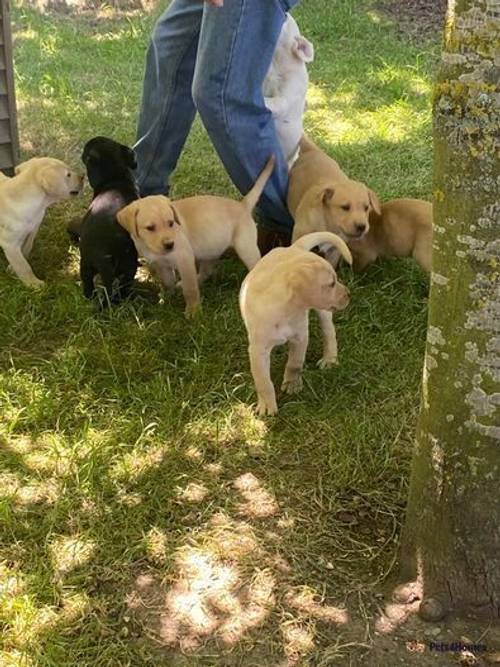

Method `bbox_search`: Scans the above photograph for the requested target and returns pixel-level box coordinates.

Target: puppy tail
[293,232,353,265]
[242,156,276,211]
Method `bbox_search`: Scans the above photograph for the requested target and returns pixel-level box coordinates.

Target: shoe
[257,225,292,255]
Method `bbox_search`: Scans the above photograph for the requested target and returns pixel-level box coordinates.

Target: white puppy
[263,14,314,167]
[0,158,83,287]
[240,232,352,416]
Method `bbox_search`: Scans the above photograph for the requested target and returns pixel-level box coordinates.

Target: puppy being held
[288,137,381,262]
[69,136,139,304]
[349,198,433,273]
[0,157,83,287]
[117,157,274,316]
[263,14,314,167]
[240,231,352,416]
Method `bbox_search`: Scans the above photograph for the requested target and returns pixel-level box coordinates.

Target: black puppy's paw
[67,217,84,245]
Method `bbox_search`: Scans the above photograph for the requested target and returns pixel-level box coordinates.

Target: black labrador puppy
[69,136,139,304]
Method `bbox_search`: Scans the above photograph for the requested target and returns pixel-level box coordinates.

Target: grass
[1,1,438,665]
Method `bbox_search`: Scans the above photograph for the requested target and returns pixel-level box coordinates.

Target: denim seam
[138,28,200,189]
[220,0,246,137]
[274,0,288,17]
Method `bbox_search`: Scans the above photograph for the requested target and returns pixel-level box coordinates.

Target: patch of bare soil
[379,0,447,42]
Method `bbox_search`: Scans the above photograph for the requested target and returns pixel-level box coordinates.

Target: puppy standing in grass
[68,137,140,304]
[240,232,352,416]
[0,158,83,287]
[117,156,274,316]
[263,14,314,167]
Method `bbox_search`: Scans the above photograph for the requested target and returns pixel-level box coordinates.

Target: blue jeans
[135,0,300,230]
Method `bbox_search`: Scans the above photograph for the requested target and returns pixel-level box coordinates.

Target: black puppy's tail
[67,217,83,245]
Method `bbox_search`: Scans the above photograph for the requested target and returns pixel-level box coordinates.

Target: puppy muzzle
[70,175,85,196]
[348,223,368,239]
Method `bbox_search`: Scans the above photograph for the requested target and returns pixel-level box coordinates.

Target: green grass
[1,1,438,665]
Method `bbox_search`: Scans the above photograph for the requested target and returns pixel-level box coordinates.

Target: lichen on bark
[401,0,500,617]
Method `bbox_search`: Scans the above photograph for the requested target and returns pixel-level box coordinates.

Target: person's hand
[205,0,224,6]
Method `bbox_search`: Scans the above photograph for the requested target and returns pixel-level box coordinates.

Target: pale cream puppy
[288,136,381,247]
[240,231,352,416]
[117,157,274,316]
[349,198,433,273]
[0,157,83,287]
[263,14,314,167]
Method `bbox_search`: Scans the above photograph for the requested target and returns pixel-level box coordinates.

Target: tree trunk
[400,0,500,618]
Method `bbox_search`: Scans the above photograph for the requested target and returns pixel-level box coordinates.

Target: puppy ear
[322,187,334,205]
[368,189,381,216]
[15,159,34,175]
[121,145,137,169]
[82,147,100,165]
[288,263,318,303]
[171,204,181,225]
[292,186,329,242]
[117,201,140,237]
[292,36,314,63]
[35,166,60,196]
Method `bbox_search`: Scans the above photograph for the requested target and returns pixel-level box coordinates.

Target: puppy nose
[163,241,174,251]
[355,223,366,233]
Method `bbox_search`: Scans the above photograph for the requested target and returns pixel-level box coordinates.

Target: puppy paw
[185,302,201,318]
[281,376,303,394]
[317,356,337,369]
[26,278,46,289]
[256,399,278,416]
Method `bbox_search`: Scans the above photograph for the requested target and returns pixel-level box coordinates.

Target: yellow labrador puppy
[349,198,433,273]
[117,157,274,316]
[240,231,352,416]
[0,158,83,287]
[288,136,381,247]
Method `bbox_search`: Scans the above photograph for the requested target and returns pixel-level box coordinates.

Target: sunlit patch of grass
[183,403,269,453]
[176,481,209,503]
[233,472,280,519]
[281,620,316,664]
[110,441,168,484]
[284,586,349,625]
[306,83,431,148]
[143,527,169,566]
[203,512,259,560]
[50,534,97,576]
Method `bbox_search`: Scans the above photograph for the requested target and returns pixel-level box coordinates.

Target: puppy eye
[145,224,156,232]
[330,280,336,287]
[341,204,350,211]
[364,204,369,211]
[169,220,174,228]
[66,172,71,178]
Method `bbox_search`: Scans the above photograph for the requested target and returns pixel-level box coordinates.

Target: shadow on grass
[0,250,428,664]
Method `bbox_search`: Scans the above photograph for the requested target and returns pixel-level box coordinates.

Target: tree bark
[400,0,500,618]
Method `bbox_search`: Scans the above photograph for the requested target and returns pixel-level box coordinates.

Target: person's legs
[135,0,203,196]
[192,0,301,236]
